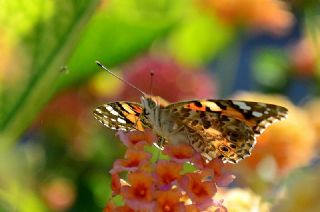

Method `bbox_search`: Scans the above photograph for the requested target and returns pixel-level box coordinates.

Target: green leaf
[1,0,101,147]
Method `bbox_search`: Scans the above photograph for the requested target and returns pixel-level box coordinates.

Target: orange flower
[185,204,201,212]
[154,189,184,212]
[104,201,116,212]
[105,131,232,211]
[111,173,121,196]
[180,172,217,209]
[231,92,317,178]
[111,149,152,173]
[117,130,156,149]
[163,144,196,163]
[200,0,294,35]
[104,202,135,212]
[121,172,155,211]
[155,160,183,187]
[203,159,235,187]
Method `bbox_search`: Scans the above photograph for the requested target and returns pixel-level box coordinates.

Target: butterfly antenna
[95,61,146,96]
[149,70,154,96]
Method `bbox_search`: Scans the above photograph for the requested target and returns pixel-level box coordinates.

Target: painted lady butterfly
[93,62,288,163]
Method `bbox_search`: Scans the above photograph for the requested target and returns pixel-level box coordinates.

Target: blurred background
[0,0,320,211]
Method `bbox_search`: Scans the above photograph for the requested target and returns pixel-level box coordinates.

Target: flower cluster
[104,130,234,211]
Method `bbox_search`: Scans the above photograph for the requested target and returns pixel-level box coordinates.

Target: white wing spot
[204,102,222,111]
[252,111,263,117]
[95,108,102,113]
[110,109,119,116]
[105,105,114,112]
[233,101,251,110]
[117,118,126,124]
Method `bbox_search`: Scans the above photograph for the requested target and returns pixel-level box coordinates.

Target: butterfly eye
[148,100,156,108]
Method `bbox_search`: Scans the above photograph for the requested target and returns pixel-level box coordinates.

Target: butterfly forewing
[93,102,146,131]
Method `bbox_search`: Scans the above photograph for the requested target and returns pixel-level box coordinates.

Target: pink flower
[110,173,121,196]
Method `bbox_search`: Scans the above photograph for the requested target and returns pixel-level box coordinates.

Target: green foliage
[0,0,178,147]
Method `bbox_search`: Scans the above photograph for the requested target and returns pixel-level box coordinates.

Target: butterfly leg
[155,136,166,162]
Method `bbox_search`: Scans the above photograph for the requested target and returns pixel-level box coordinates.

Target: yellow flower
[272,164,320,212]
[304,98,320,149]
[214,188,270,212]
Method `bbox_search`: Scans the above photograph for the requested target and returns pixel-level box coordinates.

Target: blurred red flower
[289,35,319,77]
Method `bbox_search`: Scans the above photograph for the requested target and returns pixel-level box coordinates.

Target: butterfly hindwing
[165,100,288,163]
[93,102,145,131]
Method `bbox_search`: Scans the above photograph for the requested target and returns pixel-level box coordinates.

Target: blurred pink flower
[289,35,319,77]
[40,178,76,211]
[117,54,216,102]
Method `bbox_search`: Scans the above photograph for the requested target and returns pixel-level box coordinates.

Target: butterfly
[93,62,288,163]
